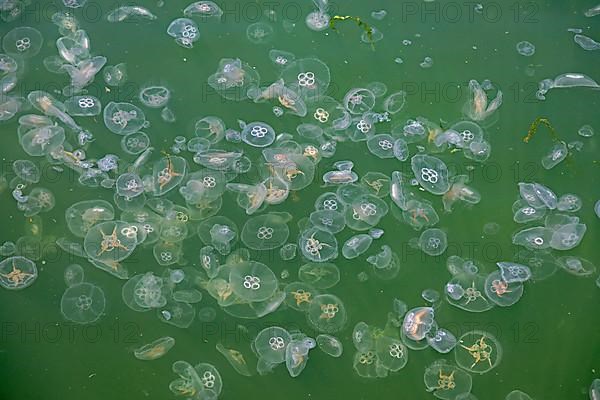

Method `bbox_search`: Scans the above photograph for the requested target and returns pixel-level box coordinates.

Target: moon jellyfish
[299,227,338,262]
[241,213,290,250]
[107,6,156,22]
[134,337,175,360]
[167,18,200,48]
[513,200,545,223]
[505,390,534,400]
[60,282,105,324]
[0,256,37,290]
[139,85,170,108]
[184,1,223,20]
[375,335,409,372]
[171,361,222,399]
[317,334,343,357]
[516,41,535,56]
[240,121,276,147]
[346,194,388,230]
[550,223,586,250]
[121,131,150,155]
[343,88,376,115]
[306,10,330,31]
[427,328,458,354]
[455,330,502,374]
[367,134,396,159]
[446,273,494,312]
[2,27,43,58]
[537,72,600,100]
[229,261,278,302]
[556,193,582,212]
[411,154,450,195]
[574,34,600,51]
[158,300,195,328]
[484,271,523,307]
[152,155,187,195]
[0,241,16,256]
[541,141,568,169]
[269,49,296,68]
[208,58,260,102]
[418,228,448,256]
[309,210,345,234]
[424,360,473,400]
[64,263,84,287]
[64,95,101,116]
[216,343,252,376]
[464,79,502,122]
[254,326,291,364]
[383,91,407,114]
[283,282,319,312]
[556,256,596,277]
[443,175,481,212]
[103,102,146,135]
[246,22,274,44]
[20,125,65,156]
[13,160,40,184]
[342,234,373,259]
[512,226,553,250]
[280,58,330,100]
[590,379,600,399]
[497,262,531,283]
[353,350,381,378]
[578,124,594,137]
[65,200,114,238]
[420,56,434,68]
[285,338,312,377]
[84,221,137,264]
[307,294,347,333]
[402,307,435,341]
[298,262,340,289]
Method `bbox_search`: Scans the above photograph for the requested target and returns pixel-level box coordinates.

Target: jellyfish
[2,26,43,58]
[307,294,347,333]
[60,282,105,324]
[241,213,290,250]
[229,261,278,302]
[375,335,409,372]
[556,193,582,212]
[322,160,358,184]
[497,262,531,283]
[280,58,330,100]
[442,175,481,212]
[513,200,545,223]
[65,200,115,238]
[240,121,276,147]
[121,131,151,155]
[64,264,84,287]
[516,41,536,56]
[342,234,373,259]
[411,154,450,195]
[316,334,343,358]
[107,6,157,22]
[269,49,296,68]
[56,29,90,64]
[0,241,16,256]
[20,125,66,156]
[424,360,473,400]
[366,134,397,159]
[194,116,225,144]
[590,379,600,399]
[158,300,196,328]
[0,256,37,290]
[84,221,137,264]
[184,1,223,20]
[426,328,458,354]
[216,343,252,376]
[556,256,596,277]
[254,326,291,365]
[512,226,553,250]
[550,223,586,250]
[61,56,107,95]
[64,95,101,117]
[103,102,146,135]
[134,337,175,360]
[246,22,274,44]
[483,271,524,307]
[298,262,340,289]
[208,58,260,101]
[402,307,435,341]
[446,273,494,313]
[418,228,448,256]
[346,194,388,231]
[283,281,319,312]
[167,18,200,48]
[541,141,568,169]
[139,85,170,108]
[12,160,40,184]
[299,227,338,262]
[152,155,187,196]
[0,95,25,121]
[464,79,503,122]
[455,330,502,374]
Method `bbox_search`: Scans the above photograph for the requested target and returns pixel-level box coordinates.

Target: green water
[1,0,599,399]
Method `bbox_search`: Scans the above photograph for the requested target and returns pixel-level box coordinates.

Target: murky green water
[1,0,599,399]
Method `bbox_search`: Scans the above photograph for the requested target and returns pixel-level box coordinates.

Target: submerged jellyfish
[317,334,343,357]
[556,256,596,276]
[402,307,435,341]
[65,200,114,238]
[134,337,175,360]
[280,58,330,100]
[443,175,481,212]
[65,95,101,117]
[216,343,252,376]
[241,213,290,250]
[455,330,502,374]
[484,271,523,307]
[299,227,338,262]
[505,390,534,400]
[342,234,373,259]
[2,27,43,58]
[60,282,105,324]
[107,6,156,22]
[139,85,170,108]
[84,221,137,264]
[167,18,200,48]
[417,228,448,256]
[254,326,291,364]
[411,154,450,195]
[184,1,223,20]
[516,41,535,56]
[64,264,85,287]
[550,223,586,250]
[241,121,276,147]
[298,262,340,289]
[0,256,37,290]
[464,79,503,122]
[343,88,376,115]
[285,339,311,377]
[307,294,347,333]
[229,261,278,302]
[541,141,568,169]
[446,273,494,313]
[13,160,40,184]
[208,58,260,102]
[246,22,274,44]
[424,360,473,400]
[103,102,146,135]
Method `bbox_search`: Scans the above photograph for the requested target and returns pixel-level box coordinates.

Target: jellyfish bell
[229,261,278,302]
[497,262,531,283]
[254,326,292,364]
[556,256,596,277]
[60,282,105,324]
[64,95,101,117]
[84,220,137,264]
[418,228,448,256]
[298,262,340,289]
[512,226,553,250]
[375,335,409,372]
[167,18,200,48]
[241,213,290,250]
[411,154,450,195]
[139,85,170,108]
[2,26,43,58]
[246,22,274,44]
[280,58,330,101]
[103,102,146,135]
[307,294,347,333]
[241,121,276,147]
[484,271,524,307]
[208,58,260,102]
[0,256,37,290]
[463,79,503,123]
[184,1,223,20]
[446,273,494,313]
[402,307,435,341]
[424,359,473,400]
[134,336,175,361]
[455,330,502,374]
[299,227,338,262]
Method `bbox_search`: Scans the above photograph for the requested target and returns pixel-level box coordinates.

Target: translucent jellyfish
[305,95,351,131]
[298,262,340,289]
[513,249,557,281]
[512,226,553,250]
[418,228,448,256]
[411,154,450,195]
[516,41,535,56]
[556,193,582,212]
[556,256,596,277]
[307,294,347,333]
[246,22,274,44]
[134,337,175,360]
[286,339,311,377]
[392,118,427,143]
[167,18,200,48]
[353,350,380,378]
[60,56,107,95]
[342,234,373,259]
[64,264,84,287]
[269,49,296,68]
[464,79,503,122]
[280,58,330,100]
[103,63,127,87]
[193,115,225,144]
[443,175,481,212]
[254,326,291,364]
[20,125,65,156]
[366,81,388,98]
[550,223,586,250]
[366,134,396,159]
[402,307,435,341]
[537,73,600,100]
[424,360,473,400]
[65,200,114,238]
[305,10,330,31]
[346,194,388,230]
[216,343,252,376]
[103,102,146,135]
[541,141,568,169]
[229,261,277,302]
[578,124,594,137]
[513,200,545,223]
[84,221,137,264]
[2,27,43,58]
[0,241,16,256]
[317,334,343,357]
[590,378,600,399]
[427,328,458,354]
[483,271,523,307]
[574,34,600,51]
[0,256,37,290]
[497,262,531,283]
[360,172,390,198]
[184,1,223,20]
[505,390,533,400]
[309,210,345,234]
[241,121,275,147]
[208,58,260,102]
[121,131,150,155]
[449,120,484,149]
[107,6,157,22]
[283,281,318,311]
[383,90,407,114]
[322,160,358,184]
[420,56,434,68]
[343,88,376,115]
[12,160,40,184]
[64,95,101,116]
[116,173,144,199]
[62,0,88,8]
[139,85,170,108]
[129,272,167,309]
[455,330,502,374]
[446,274,494,312]
[376,335,409,372]
[158,300,195,328]
[60,282,105,324]
[299,227,338,262]
[0,95,25,121]
[241,213,290,250]
[280,243,297,260]
[153,155,187,195]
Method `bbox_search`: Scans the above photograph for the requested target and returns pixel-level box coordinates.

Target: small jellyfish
[317,334,343,357]
[229,261,278,302]
[139,85,170,108]
[60,282,105,324]
[550,223,586,250]
[455,330,502,374]
[541,141,568,169]
[342,234,373,259]
[516,41,536,56]
[556,256,596,277]
[402,307,435,341]
[497,262,531,283]
[269,49,296,68]
[13,160,40,184]
[411,154,450,195]
[208,58,260,102]
[286,339,310,377]
[298,262,340,289]
[2,27,43,58]
[64,264,85,287]
[464,79,502,122]
[134,337,175,360]
[484,271,523,307]
[375,335,408,372]
[383,91,407,114]
[107,6,156,22]
[305,10,330,31]
[505,390,534,400]
[443,175,481,212]
[424,360,473,400]
[307,294,347,333]
[184,1,223,20]
[157,300,195,328]
[418,228,448,256]
[557,193,582,212]
[578,124,594,137]
[216,343,252,376]
[512,226,553,250]
[246,22,274,44]
[420,56,434,68]
[280,243,297,260]
[167,18,200,48]
[64,95,102,117]
[241,121,276,147]
[299,227,338,262]
[0,256,37,290]
[427,328,457,354]
[241,213,290,250]
[103,63,127,87]
[280,57,330,100]
[84,220,137,264]
[254,326,291,364]
[103,102,146,135]
[343,88,376,115]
